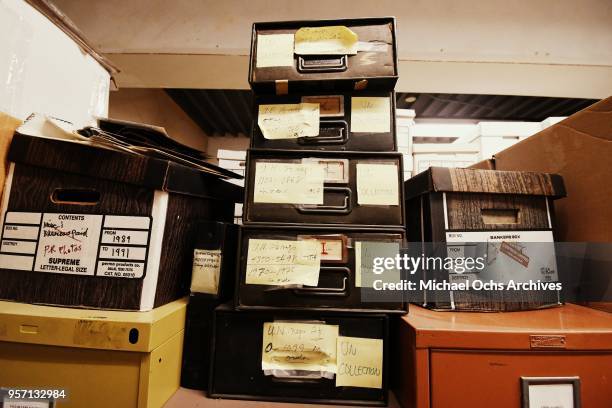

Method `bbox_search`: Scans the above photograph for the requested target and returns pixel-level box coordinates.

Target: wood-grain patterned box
[404,167,566,311]
[0,133,242,311]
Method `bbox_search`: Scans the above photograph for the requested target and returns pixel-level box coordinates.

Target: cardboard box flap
[0,297,187,352]
[404,167,566,200]
[8,133,243,201]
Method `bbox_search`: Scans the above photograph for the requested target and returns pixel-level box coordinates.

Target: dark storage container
[236,225,406,313]
[209,304,389,406]
[249,18,398,95]
[244,150,404,228]
[251,91,396,152]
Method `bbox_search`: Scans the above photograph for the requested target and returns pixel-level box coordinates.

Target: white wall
[0,0,110,127]
[109,88,208,151]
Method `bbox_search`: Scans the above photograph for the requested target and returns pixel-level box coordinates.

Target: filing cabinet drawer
[244,150,404,228]
[252,92,396,152]
[430,350,612,408]
[250,18,398,94]
[236,226,406,313]
[209,305,389,405]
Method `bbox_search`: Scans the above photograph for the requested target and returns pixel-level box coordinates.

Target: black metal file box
[251,91,396,152]
[209,304,389,406]
[244,150,404,228]
[249,18,398,94]
[235,225,406,313]
[181,222,240,390]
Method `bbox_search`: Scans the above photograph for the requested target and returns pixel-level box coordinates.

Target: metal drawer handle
[293,267,349,297]
[298,120,348,145]
[297,55,348,73]
[297,186,352,214]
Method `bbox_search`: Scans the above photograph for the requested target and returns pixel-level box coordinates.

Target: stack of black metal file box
[208,17,406,406]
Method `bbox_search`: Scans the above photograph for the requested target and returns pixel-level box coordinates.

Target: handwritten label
[34,213,103,275]
[262,322,339,373]
[351,97,390,133]
[253,162,324,205]
[258,103,320,139]
[0,211,151,278]
[336,337,383,389]
[356,163,399,205]
[256,34,294,67]
[190,249,222,294]
[245,239,321,286]
[294,26,358,55]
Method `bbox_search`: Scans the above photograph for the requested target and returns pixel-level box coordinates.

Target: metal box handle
[293,267,349,297]
[297,55,348,73]
[298,120,348,146]
[297,186,352,214]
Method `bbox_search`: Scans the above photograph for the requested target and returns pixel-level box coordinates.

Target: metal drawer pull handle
[293,267,350,297]
[297,55,348,73]
[298,120,348,145]
[297,187,352,214]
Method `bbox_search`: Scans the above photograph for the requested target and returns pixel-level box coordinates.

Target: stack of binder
[208,17,407,406]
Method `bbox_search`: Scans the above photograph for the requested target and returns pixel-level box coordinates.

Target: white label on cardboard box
[34,213,103,276]
[190,248,222,294]
[445,230,558,283]
[97,260,146,278]
[3,400,49,408]
[0,211,152,279]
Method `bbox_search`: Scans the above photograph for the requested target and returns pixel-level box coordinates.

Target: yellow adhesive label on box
[262,322,339,373]
[253,162,324,204]
[356,163,399,205]
[336,337,383,389]
[245,239,321,286]
[258,103,320,139]
[351,97,390,133]
[294,26,358,55]
[190,249,221,294]
[256,34,295,67]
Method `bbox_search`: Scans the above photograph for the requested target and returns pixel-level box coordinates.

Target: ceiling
[166,89,597,136]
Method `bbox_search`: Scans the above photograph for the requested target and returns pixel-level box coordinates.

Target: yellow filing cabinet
[0,297,187,408]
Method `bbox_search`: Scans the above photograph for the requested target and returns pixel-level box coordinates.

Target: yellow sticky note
[262,322,339,373]
[245,239,321,286]
[356,163,399,205]
[336,337,383,389]
[294,26,358,55]
[256,34,295,67]
[351,97,390,133]
[258,103,320,139]
[253,162,324,205]
[190,249,221,294]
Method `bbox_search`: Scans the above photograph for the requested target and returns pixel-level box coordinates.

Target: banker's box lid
[8,117,243,202]
[404,166,566,201]
[0,297,187,353]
